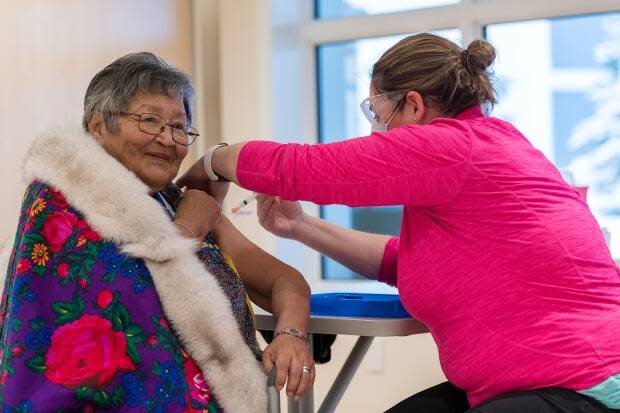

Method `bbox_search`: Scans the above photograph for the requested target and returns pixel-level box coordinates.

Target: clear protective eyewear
[359,91,406,131]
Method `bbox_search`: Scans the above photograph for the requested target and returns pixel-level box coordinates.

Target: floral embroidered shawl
[0,128,267,412]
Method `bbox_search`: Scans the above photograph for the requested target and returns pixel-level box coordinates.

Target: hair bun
[461,39,496,75]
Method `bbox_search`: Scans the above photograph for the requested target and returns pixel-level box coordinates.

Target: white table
[256,312,429,413]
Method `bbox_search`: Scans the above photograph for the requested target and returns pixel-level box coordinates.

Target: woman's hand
[257,195,306,239]
[205,180,230,207]
[262,334,315,400]
[212,215,313,398]
[176,158,230,206]
[173,189,222,239]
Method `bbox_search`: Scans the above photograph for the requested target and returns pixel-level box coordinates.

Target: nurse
[179,33,620,412]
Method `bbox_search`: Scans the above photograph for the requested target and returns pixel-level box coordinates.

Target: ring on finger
[302,366,311,374]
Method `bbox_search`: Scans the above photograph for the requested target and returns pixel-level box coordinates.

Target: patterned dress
[0,181,259,412]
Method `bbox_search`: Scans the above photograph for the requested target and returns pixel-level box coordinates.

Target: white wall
[0,0,194,247]
[192,0,277,252]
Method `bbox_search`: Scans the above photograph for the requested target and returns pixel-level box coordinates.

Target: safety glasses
[359,91,406,131]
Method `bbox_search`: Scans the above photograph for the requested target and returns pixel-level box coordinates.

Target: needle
[230,193,258,215]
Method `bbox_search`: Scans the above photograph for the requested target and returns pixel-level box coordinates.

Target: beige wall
[0,0,193,246]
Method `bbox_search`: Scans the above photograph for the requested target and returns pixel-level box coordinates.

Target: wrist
[174,220,198,239]
[289,213,312,240]
[274,327,307,344]
[203,143,229,181]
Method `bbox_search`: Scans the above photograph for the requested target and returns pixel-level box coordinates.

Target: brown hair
[371,33,497,116]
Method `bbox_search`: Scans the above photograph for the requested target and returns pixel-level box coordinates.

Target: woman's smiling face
[89,93,189,192]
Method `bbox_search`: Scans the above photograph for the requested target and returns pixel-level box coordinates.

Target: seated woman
[0,52,313,412]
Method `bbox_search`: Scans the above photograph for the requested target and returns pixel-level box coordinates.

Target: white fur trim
[23,127,267,412]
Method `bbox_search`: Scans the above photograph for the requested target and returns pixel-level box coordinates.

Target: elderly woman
[0,52,313,412]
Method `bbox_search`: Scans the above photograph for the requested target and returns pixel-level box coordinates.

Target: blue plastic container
[310,293,411,318]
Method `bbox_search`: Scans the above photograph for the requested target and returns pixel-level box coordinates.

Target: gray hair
[82,52,194,131]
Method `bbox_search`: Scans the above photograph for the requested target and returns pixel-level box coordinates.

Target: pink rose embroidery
[96,290,114,309]
[183,358,211,404]
[42,210,78,253]
[44,315,135,389]
[77,220,102,243]
[16,258,32,274]
[57,263,69,278]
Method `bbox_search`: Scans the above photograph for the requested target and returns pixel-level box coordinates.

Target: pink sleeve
[378,237,399,287]
[236,121,472,206]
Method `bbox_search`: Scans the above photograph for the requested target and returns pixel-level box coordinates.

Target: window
[486,12,620,257]
[317,30,461,279]
[270,0,620,289]
[316,0,460,20]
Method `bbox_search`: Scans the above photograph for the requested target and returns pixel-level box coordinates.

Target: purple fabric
[0,181,221,412]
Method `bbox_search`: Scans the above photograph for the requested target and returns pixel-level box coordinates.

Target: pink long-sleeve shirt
[236,106,620,407]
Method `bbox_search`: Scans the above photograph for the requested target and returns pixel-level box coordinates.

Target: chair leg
[267,367,281,413]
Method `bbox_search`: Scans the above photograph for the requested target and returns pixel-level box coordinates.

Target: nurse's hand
[257,195,306,239]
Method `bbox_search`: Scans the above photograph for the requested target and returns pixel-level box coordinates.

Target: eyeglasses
[119,112,199,146]
[360,92,406,128]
